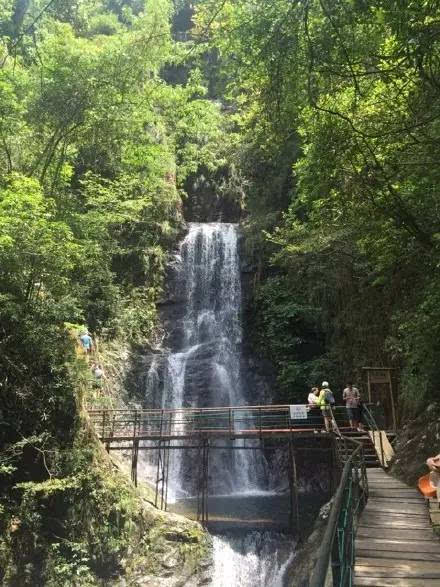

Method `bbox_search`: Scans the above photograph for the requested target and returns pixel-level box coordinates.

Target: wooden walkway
[354,467,440,586]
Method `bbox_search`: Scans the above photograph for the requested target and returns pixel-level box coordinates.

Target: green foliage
[196,0,440,410]
[0,174,81,314]
[3,457,142,585]
[0,1,228,583]
[251,275,326,400]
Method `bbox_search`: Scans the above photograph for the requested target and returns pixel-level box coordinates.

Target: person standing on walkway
[318,381,335,432]
[308,387,319,407]
[343,382,361,430]
[426,454,440,500]
[427,454,440,472]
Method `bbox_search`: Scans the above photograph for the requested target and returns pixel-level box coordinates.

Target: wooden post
[389,376,397,432]
[288,431,300,536]
[133,409,138,441]
[163,412,173,511]
[160,440,166,511]
[103,411,110,453]
[131,439,139,486]
[155,411,164,509]
[154,441,161,509]
[164,439,171,511]
[204,439,209,524]
[197,437,209,525]
[363,367,396,430]
[196,438,203,522]
[367,370,371,404]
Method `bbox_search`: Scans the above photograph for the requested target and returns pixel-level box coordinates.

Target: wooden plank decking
[354,468,440,586]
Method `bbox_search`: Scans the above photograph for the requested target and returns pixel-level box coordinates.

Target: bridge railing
[88,404,335,440]
[88,403,383,441]
[310,438,368,587]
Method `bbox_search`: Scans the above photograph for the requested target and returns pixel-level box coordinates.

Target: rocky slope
[391,402,440,486]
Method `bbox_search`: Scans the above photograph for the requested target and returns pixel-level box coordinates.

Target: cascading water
[211,532,296,587]
[140,222,294,585]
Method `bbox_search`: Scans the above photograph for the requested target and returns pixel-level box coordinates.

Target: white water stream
[140,223,293,585]
[212,532,295,587]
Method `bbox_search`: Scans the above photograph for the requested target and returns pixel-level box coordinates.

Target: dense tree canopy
[3,0,440,582]
[0,1,231,582]
[196,0,440,408]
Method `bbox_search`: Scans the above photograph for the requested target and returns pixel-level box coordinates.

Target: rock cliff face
[111,508,213,587]
[125,225,333,495]
[138,226,275,406]
[391,402,440,485]
[285,501,332,587]
[125,224,275,412]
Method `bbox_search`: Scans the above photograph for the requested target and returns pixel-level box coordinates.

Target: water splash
[212,532,295,587]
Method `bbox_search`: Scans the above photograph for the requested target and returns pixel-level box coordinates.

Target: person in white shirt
[91,363,105,389]
[342,382,361,430]
[308,387,319,407]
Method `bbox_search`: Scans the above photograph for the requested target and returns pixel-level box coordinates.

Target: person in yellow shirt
[317,381,335,433]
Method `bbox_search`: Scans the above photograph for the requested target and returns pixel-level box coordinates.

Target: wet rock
[164,529,199,543]
[162,555,180,569]
[285,500,333,587]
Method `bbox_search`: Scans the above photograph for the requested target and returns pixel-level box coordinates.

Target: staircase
[339,430,381,468]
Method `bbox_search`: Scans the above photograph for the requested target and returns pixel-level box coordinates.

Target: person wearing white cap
[317,381,335,432]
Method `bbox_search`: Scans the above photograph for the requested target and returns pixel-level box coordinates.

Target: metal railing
[361,404,386,467]
[310,438,368,587]
[87,403,375,441]
[88,404,354,440]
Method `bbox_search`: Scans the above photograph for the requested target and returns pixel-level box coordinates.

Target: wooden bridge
[89,403,346,527]
[88,404,386,526]
[88,403,440,585]
[352,467,440,586]
[309,431,440,587]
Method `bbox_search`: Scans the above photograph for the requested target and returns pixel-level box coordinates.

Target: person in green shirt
[317,381,335,433]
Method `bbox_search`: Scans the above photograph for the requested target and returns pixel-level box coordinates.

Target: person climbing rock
[79,331,93,355]
[91,363,104,388]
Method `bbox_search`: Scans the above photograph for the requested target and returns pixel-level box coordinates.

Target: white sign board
[289,405,308,420]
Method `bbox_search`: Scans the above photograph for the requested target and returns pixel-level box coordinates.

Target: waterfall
[172,222,243,411]
[140,222,293,586]
[156,222,264,496]
[212,532,296,587]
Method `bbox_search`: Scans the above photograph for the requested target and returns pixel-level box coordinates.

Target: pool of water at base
[171,493,326,587]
